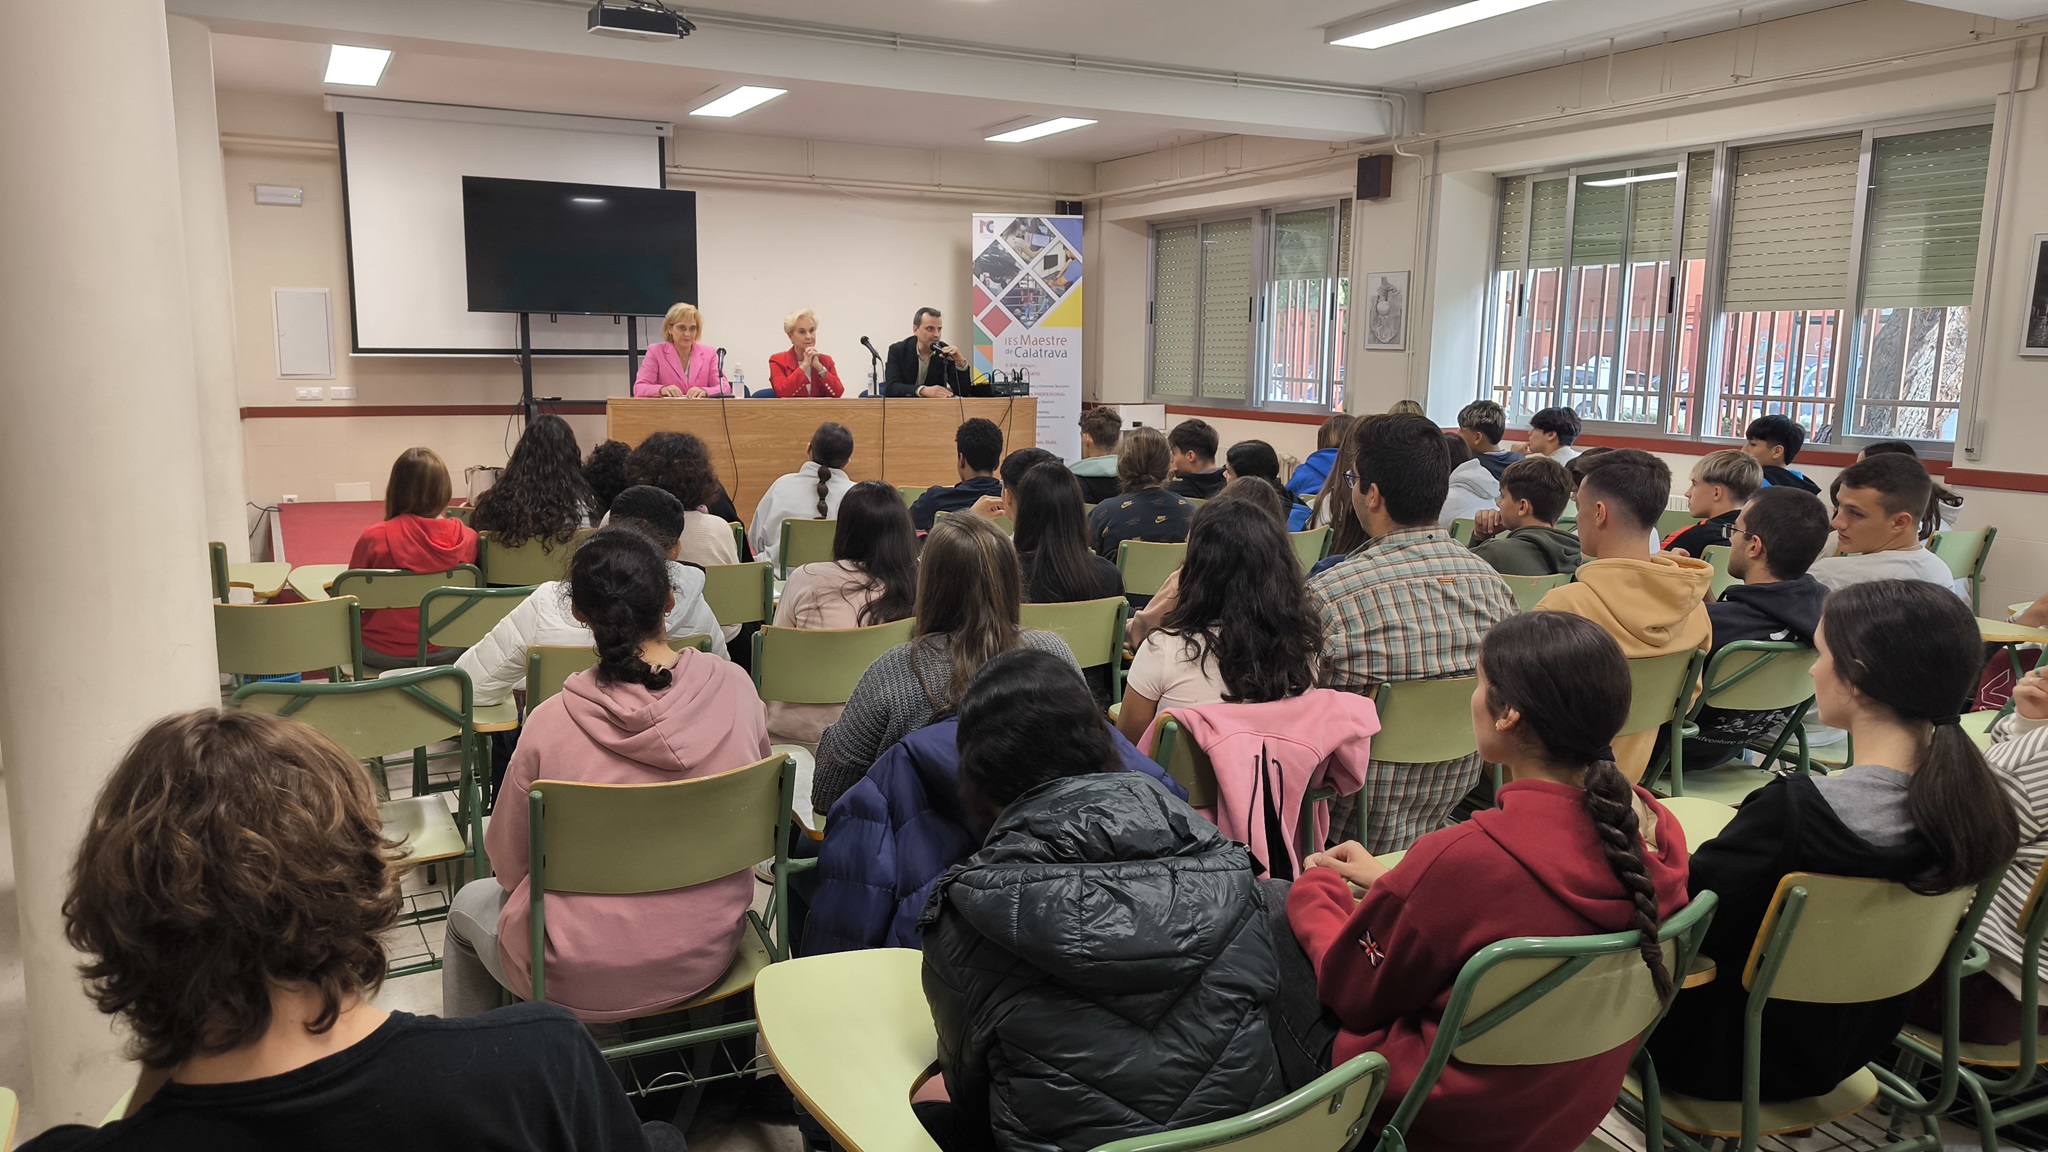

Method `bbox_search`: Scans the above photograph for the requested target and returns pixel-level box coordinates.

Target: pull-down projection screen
[331,97,669,354]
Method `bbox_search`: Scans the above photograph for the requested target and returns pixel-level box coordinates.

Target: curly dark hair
[626,430,721,510]
[1159,497,1321,703]
[470,415,595,549]
[583,439,634,518]
[63,710,400,1069]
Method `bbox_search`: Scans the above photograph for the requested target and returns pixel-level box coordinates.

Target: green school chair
[524,635,715,712]
[1501,572,1572,612]
[1450,519,1476,547]
[1290,526,1334,570]
[1657,508,1699,540]
[1623,649,1704,793]
[1701,545,1737,600]
[1928,527,1996,613]
[208,541,231,603]
[1091,1054,1392,1151]
[478,529,591,587]
[417,585,534,665]
[1117,540,1187,598]
[1022,597,1129,704]
[898,485,927,507]
[701,562,775,628]
[1644,641,1817,802]
[214,596,365,686]
[777,517,838,579]
[1147,714,1218,808]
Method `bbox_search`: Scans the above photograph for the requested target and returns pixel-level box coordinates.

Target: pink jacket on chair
[1146,690,1380,879]
[633,340,731,397]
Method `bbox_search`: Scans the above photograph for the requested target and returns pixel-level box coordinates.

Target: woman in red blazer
[768,309,844,398]
[633,303,730,398]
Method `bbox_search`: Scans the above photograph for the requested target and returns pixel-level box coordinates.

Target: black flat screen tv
[461,176,697,316]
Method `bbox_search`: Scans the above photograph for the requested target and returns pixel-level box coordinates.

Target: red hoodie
[1288,779,1691,1152]
[348,513,479,657]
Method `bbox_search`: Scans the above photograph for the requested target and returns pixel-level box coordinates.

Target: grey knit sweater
[810,630,1078,813]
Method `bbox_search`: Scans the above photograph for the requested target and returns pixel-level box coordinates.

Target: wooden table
[228,561,292,600]
[608,397,1037,515]
[1662,795,1739,846]
[756,948,942,1152]
[287,564,348,601]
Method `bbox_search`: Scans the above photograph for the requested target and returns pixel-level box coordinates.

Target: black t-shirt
[1663,509,1739,559]
[23,1005,676,1152]
[1088,487,1194,564]
[1166,469,1227,500]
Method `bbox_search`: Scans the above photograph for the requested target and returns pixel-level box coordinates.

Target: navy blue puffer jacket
[803,718,1183,956]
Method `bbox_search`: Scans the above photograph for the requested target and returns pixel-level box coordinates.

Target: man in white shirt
[1525,406,1583,467]
[1807,452,1959,595]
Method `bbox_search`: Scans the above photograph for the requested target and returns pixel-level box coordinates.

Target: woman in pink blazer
[633,302,731,398]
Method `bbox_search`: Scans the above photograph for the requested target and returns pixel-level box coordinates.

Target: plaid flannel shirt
[1310,526,1519,852]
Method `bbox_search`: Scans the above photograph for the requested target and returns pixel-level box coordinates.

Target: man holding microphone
[882,307,971,397]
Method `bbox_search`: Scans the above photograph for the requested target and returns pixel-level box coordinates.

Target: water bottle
[730,365,746,396]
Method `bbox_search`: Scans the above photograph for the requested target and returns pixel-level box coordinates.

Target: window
[1147,201,1351,411]
[1479,118,1991,448]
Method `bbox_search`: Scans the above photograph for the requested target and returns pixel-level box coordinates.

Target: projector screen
[333,98,668,354]
[462,177,698,317]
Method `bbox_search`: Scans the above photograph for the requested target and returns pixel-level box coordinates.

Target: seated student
[1647,580,2019,1102]
[1304,419,1372,573]
[459,485,728,709]
[1663,448,1761,558]
[1008,460,1123,703]
[768,480,918,751]
[1126,477,1295,650]
[966,444,1059,521]
[1087,425,1195,564]
[917,649,1282,1152]
[1808,451,1958,594]
[1165,417,1228,499]
[1458,399,1523,479]
[626,430,742,646]
[1860,439,1963,535]
[1533,449,1712,782]
[1311,413,1518,852]
[749,421,854,567]
[471,414,598,544]
[1288,414,1354,531]
[1438,431,1495,529]
[811,514,1078,814]
[1273,613,1689,1152]
[350,447,479,670]
[1678,486,1830,769]
[1069,406,1125,505]
[1742,413,1821,494]
[1118,495,1321,744]
[1388,398,1426,417]
[582,438,633,518]
[27,709,681,1151]
[1472,456,1582,576]
[444,529,771,1022]
[1564,445,1611,494]
[1223,439,1302,519]
[909,418,1005,532]
[1525,405,1584,466]
[1440,400,1521,528]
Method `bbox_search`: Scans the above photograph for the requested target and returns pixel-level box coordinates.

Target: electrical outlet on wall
[295,386,324,401]
[329,386,357,400]
[280,495,299,504]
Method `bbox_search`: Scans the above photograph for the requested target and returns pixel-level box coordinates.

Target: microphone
[861,336,881,360]
[931,338,951,353]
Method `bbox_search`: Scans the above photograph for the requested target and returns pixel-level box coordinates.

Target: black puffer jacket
[918,772,1283,1152]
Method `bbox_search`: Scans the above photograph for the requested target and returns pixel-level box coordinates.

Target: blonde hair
[782,309,818,338]
[662,303,703,340]
[1387,399,1426,417]
[1693,449,1763,502]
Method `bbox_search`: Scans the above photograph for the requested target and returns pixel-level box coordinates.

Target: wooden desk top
[607,397,1037,515]
[756,949,942,1152]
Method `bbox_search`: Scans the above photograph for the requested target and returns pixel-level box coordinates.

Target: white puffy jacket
[455,561,729,706]
[1438,457,1501,528]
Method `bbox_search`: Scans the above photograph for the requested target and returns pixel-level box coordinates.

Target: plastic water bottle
[730,365,746,396]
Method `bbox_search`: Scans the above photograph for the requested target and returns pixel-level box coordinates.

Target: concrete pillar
[168,15,251,564]
[0,0,222,1129]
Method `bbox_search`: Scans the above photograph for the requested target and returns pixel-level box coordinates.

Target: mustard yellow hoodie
[1534,554,1714,782]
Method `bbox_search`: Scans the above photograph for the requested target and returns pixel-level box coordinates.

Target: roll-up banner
[972,214,1083,460]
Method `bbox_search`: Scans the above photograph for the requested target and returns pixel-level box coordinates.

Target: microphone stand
[864,340,882,397]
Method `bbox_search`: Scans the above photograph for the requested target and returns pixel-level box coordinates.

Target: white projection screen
[332,97,669,354]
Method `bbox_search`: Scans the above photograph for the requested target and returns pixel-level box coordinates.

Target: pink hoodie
[1147,689,1380,878]
[487,651,771,1022]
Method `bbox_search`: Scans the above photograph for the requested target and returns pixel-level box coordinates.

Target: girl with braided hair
[442,528,770,1022]
[1270,612,1690,1152]
[748,422,855,568]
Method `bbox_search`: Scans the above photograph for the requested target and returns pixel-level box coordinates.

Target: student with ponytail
[750,422,856,568]
[1647,579,2020,1101]
[1272,613,1690,1152]
[443,528,770,1022]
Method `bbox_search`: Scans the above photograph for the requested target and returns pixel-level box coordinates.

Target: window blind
[1273,207,1333,279]
[1198,217,1254,401]
[1680,150,1714,260]
[1721,135,1861,310]
[1860,125,1992,309]
[1496,176,1528,266]
[1630,174,1677,257]
[1571,178,1628,265]
[1149,223,1198,397]
[1527,178,1570,266]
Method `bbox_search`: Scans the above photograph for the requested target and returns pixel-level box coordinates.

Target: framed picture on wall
[2024,233,2048,357]
[1363,271,1409,351]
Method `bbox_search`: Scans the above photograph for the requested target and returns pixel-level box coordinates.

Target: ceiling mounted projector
[587,0,695,41]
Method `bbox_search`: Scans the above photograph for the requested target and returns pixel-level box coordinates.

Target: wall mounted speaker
[1356,154,1393,201]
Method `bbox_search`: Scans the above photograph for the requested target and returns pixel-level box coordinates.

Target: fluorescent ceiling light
[985,117,1097,143]
[1582,171,1681,187]
[571,197,607,204]
[689,86,787,118]
[1328,0,1556,49]
[324,45,391,86]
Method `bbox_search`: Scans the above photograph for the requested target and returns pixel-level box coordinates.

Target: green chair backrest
[445,503,473,524]
[1289,526,1332,570]
[1086,1052,1390,1152]
[1657,508,1699,539]
[1621,648,1704,738]
[1746,873,1979,1003]
[232,666,471,763]
[778,518,838,579]
[1380,893,1719,1141]
[478,529,591,587]
[1369,677,1479,764]
[215,598,364,681]
[1928,526,1996,611]
[1021,597,1130,700]
[1,1084,17,1151]
[1450,518,1475,547]
[1118,540,1187,597]
[1501,572,1572,612]
[753,619,916,705]
[933,509,1014,535]
[531,754,791,896]
[1701,544,1736,600]
[899,485,927,507]
[1697,641,1816,714]
[330,565,482,610]
[419,585,534,659]
[731,519,747,557]
[1556,499,1578,533]
[1150,715,1217,808]
[525,636,714,711]
[208,541,230,602]
[702,562,775,627]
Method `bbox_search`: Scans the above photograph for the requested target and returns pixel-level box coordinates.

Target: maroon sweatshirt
[348,513,479,657]
[1288,779,1691,1152]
